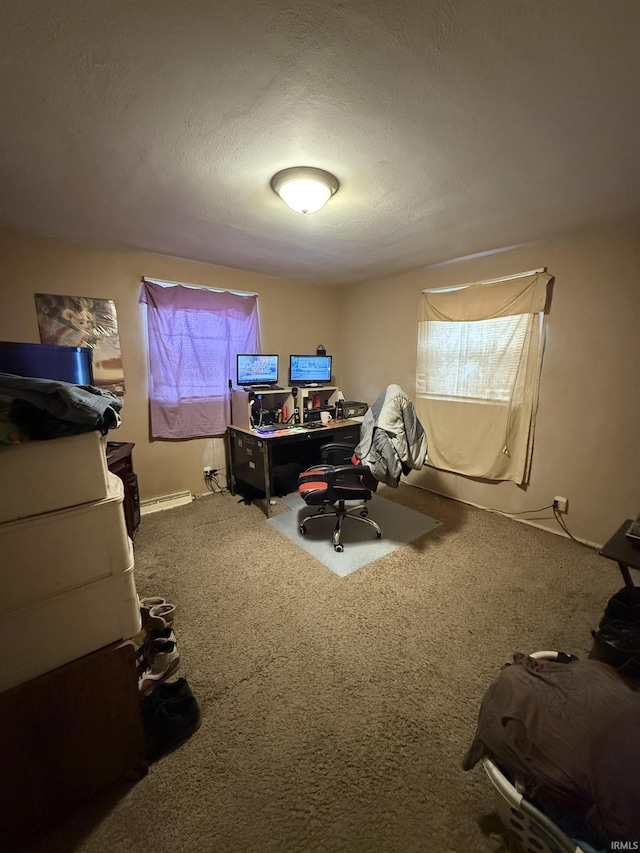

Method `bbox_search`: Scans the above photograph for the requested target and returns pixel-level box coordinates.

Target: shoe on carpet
[139,596,166,628]
[138,638,180,695]
[139,596,166,609]
[141,677,202,762]
[145,603,176,631]
[136,628,177,676]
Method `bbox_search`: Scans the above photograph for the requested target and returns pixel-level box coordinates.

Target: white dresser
[0,430,141,693]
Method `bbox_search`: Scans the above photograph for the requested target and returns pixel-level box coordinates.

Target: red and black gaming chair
[297,442,382,552]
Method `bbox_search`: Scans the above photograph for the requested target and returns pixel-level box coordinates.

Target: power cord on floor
[511,503,594,548]
[514,499,589,547]
[204,469,228,494]
[486,502,594,549]
[552,505,584,545]
[507,503,554,515]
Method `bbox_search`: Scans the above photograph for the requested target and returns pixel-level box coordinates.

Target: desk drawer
[230,432,266,492]
[233,432,263,461]
[328,426,360,445]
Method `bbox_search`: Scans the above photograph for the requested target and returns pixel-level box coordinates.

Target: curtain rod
[423,267,546,294]
[142,277,258,297]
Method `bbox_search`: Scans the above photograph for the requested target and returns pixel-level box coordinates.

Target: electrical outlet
[204,466,212,475]
[553,495,568,513]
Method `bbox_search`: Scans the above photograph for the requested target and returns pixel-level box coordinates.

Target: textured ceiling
[0,0,638,284]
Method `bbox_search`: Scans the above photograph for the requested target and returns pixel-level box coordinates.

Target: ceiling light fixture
[271,167,339,214]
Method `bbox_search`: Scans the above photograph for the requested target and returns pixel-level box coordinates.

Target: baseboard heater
[140,490,193,515]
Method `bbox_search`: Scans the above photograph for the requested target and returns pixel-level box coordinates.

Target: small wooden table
[600,519,640,602]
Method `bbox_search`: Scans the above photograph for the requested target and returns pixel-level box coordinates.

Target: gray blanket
[354,384,427,487]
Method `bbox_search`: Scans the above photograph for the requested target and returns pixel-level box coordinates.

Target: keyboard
[255,423,300,434]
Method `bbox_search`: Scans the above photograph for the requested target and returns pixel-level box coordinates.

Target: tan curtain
[416,271,551,484]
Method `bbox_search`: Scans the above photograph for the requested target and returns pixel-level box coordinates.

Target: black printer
[339,401,369,419]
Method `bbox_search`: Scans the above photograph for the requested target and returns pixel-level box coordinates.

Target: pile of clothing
[0,372,123,443]
[463,652,640,848]
[591,587,640,680]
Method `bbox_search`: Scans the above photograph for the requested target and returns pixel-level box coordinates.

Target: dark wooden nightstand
[106,441,140,538]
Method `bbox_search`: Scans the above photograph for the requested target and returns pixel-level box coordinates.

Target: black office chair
[297,442,382,552]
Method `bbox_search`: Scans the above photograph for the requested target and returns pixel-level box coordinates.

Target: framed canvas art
[34,293,125,395]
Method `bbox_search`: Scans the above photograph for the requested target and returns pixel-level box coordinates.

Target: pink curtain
[140,281,260,438]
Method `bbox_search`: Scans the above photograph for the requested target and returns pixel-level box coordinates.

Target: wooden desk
[226,419,361,517]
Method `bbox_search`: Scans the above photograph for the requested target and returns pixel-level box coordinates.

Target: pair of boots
[137,597,179,696]
[140,595,176,631]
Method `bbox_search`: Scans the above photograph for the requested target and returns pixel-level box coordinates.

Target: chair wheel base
[297,498,382,555]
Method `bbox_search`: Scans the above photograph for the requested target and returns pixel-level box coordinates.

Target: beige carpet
[19,484,618,853]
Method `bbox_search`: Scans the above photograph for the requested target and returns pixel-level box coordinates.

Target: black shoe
[141,677,202,763]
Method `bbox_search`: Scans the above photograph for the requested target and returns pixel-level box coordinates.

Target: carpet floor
[17,483,619,853]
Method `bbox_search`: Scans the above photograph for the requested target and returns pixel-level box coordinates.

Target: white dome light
[271,167,339,214]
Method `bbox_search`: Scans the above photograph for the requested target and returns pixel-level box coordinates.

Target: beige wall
[340,219,640,546]
[0,227,343,500]
[2,221,638,546]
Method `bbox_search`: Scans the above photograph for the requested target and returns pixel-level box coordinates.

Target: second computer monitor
[289,354,332,386]
[236,353,279,388]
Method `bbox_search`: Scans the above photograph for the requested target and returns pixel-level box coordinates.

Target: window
[415,270,551,484]
[140,280,260,439]
[417,314,532,404]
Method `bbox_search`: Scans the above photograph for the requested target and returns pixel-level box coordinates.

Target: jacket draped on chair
[354,384,427,487]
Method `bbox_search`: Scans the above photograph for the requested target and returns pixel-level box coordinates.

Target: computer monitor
[236,353,279,388]
[289,354,332,386]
